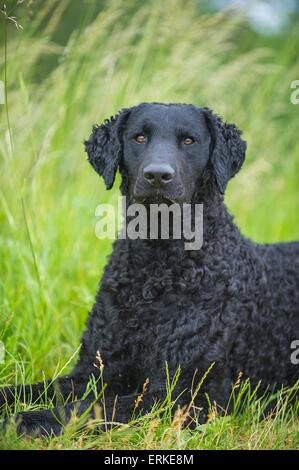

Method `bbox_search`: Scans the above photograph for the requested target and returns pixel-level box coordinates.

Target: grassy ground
[0,0,299,449]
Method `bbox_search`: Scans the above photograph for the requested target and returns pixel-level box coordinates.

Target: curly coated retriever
[1,102,299,436]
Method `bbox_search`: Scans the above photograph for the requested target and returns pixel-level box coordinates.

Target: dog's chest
[101,240,248,373]
[112,260,227,369]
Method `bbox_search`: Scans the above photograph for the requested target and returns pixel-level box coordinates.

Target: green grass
[1,368,299,450]
[0,0,299,450]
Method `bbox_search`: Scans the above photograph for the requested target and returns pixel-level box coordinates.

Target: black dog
[1,103,299,436]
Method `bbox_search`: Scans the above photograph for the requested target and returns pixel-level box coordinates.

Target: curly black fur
[1,103,298,436]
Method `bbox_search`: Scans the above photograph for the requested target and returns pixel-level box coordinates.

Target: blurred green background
[0,0,298,383]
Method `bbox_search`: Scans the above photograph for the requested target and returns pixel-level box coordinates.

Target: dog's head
[85,103,246,203]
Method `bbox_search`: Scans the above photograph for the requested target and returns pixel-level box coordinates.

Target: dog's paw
[6,409,64,437]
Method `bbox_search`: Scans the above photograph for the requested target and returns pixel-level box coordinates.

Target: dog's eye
[183,137,195,145]
[134,134,146,144]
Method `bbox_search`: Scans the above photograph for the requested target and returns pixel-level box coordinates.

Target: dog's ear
[84,109,130,189]
[203,108,247,194]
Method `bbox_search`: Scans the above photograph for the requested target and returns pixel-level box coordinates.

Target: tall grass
[0,0,298,449]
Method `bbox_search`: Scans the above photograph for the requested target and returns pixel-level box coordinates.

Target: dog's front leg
[4,394,131,437]
[3,386,207,437]
[5,398,95,437]
[0,375,87,410]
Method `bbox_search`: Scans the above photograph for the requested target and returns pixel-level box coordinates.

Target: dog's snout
[143,163,175,187]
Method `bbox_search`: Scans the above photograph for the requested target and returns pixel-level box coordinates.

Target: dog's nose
[143,163,175,187]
